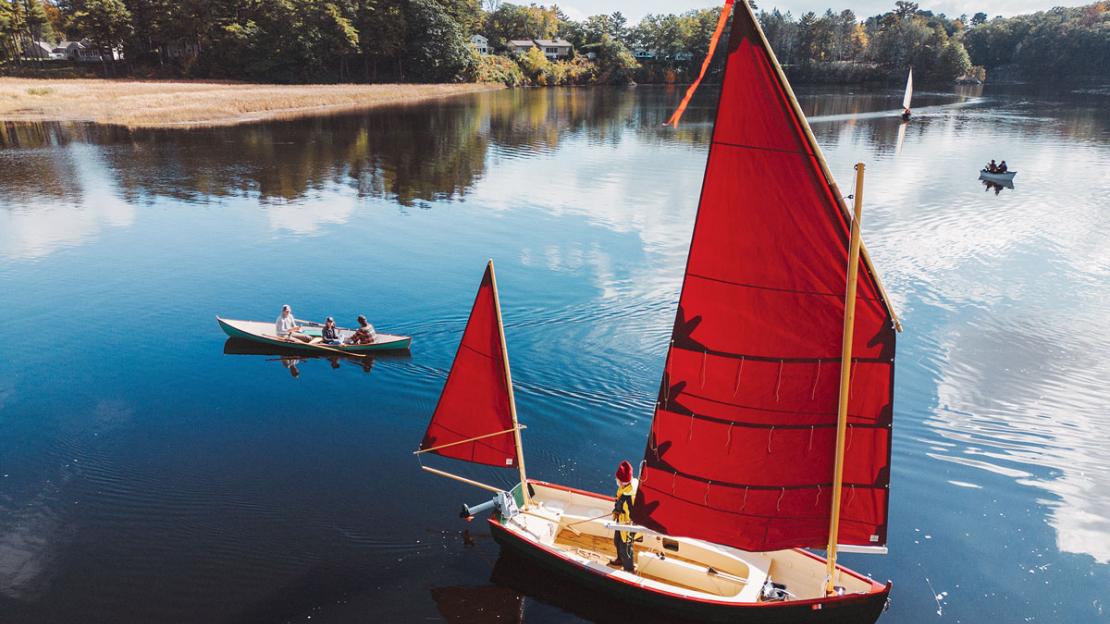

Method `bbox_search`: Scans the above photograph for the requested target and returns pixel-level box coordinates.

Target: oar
[265,334,366,359]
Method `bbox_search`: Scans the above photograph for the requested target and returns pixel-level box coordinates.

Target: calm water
[1,85,1108,623]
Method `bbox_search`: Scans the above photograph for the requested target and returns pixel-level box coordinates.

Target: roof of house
[508,39,536,47]
[470,34,487,41]
[534,39,572,47]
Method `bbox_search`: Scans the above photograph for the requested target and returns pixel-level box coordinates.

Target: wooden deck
[552,530,714,594]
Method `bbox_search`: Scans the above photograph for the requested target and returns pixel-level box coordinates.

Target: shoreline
[0,79,503,129]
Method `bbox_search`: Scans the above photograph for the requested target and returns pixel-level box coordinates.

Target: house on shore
[508,39,536,55]
[534,39,572,60]
[52,41,84,60]
[469,34,489,55]
[23,41,55,60]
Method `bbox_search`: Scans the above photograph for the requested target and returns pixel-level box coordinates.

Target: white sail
[902,68,913,110]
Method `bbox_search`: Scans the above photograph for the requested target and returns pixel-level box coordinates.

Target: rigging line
[665,406,885,431]
[775,360,783,402]
[733,356,745,397]
[686,271,886,302]
[849,359,857,400]
[672,342,891,365]
[459,343,495,360]
[811,360,822,400]
[767,426,775,453]
[414,426,525,456]
[776,488,785,512]
[640,469,883,492]
[700,349,708,389]
[710,137,816,158]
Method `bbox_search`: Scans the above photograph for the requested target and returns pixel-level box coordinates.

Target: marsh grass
[0,79,502,128]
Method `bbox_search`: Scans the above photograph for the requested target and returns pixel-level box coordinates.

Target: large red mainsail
[632,1,897,552]
[419,262,518,468]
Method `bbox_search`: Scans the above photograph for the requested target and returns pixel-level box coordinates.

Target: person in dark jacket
[608,460,637,573]
[321,317,341,345]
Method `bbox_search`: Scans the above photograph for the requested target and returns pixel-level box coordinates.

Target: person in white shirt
[275,305,315,343]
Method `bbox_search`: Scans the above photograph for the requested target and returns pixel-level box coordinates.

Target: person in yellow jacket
[609,460,636,572]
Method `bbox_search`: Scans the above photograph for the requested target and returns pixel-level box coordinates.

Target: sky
[556,0,1067,23]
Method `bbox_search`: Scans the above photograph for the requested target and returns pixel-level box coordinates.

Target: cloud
[0,145,134,261]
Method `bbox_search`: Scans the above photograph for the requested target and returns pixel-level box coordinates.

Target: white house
[534,38,572,60]
[633,49,655,60]
[23,40,54,60]
[73,39,123,62]
[52,40,84,60]
[469,34,489,55]
[508,39,536,55]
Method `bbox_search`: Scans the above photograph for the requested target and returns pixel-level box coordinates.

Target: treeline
[2,1,1104,85]
[963,2,1109,83]
[760,1,977,84]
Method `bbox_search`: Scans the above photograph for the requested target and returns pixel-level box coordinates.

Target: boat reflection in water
[980,178,1015,194]
[428,552,708,624]
[221,337,410,376]
[430,580,524,624]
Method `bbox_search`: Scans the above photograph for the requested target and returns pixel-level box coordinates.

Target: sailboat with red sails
[414,1,902,621]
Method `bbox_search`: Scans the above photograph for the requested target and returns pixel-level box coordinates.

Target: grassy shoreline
[0,79,503,128]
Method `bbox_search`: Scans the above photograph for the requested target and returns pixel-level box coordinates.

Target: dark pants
[613,532,635,572]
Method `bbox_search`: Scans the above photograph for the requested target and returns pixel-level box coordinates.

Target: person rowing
[275,305,316,343]
[346,315,377,345]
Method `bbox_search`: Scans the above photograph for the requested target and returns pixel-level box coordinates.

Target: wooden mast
[487,259,531,507]
[825,163,866,594]
[739,0,901,332]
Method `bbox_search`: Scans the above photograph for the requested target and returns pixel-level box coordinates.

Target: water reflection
[2,85,1110,622]
[222,338,391,376]
[981,179,1014,194]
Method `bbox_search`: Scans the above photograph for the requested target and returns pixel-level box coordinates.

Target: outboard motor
[459,490,519,521]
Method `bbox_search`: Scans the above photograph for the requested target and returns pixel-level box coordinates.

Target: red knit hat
[615,460,633,483]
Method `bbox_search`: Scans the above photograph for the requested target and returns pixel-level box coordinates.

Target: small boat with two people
[980,159,1016,184]
[415,2,902,622]
[217,309,411,355]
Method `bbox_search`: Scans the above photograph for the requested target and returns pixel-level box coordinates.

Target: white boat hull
[485,480,889,623]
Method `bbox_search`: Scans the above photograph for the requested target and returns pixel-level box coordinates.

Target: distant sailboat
[901,69,913,120]
[418,1,903,620]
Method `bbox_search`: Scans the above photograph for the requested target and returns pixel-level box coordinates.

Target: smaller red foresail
[419,262,518,468]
